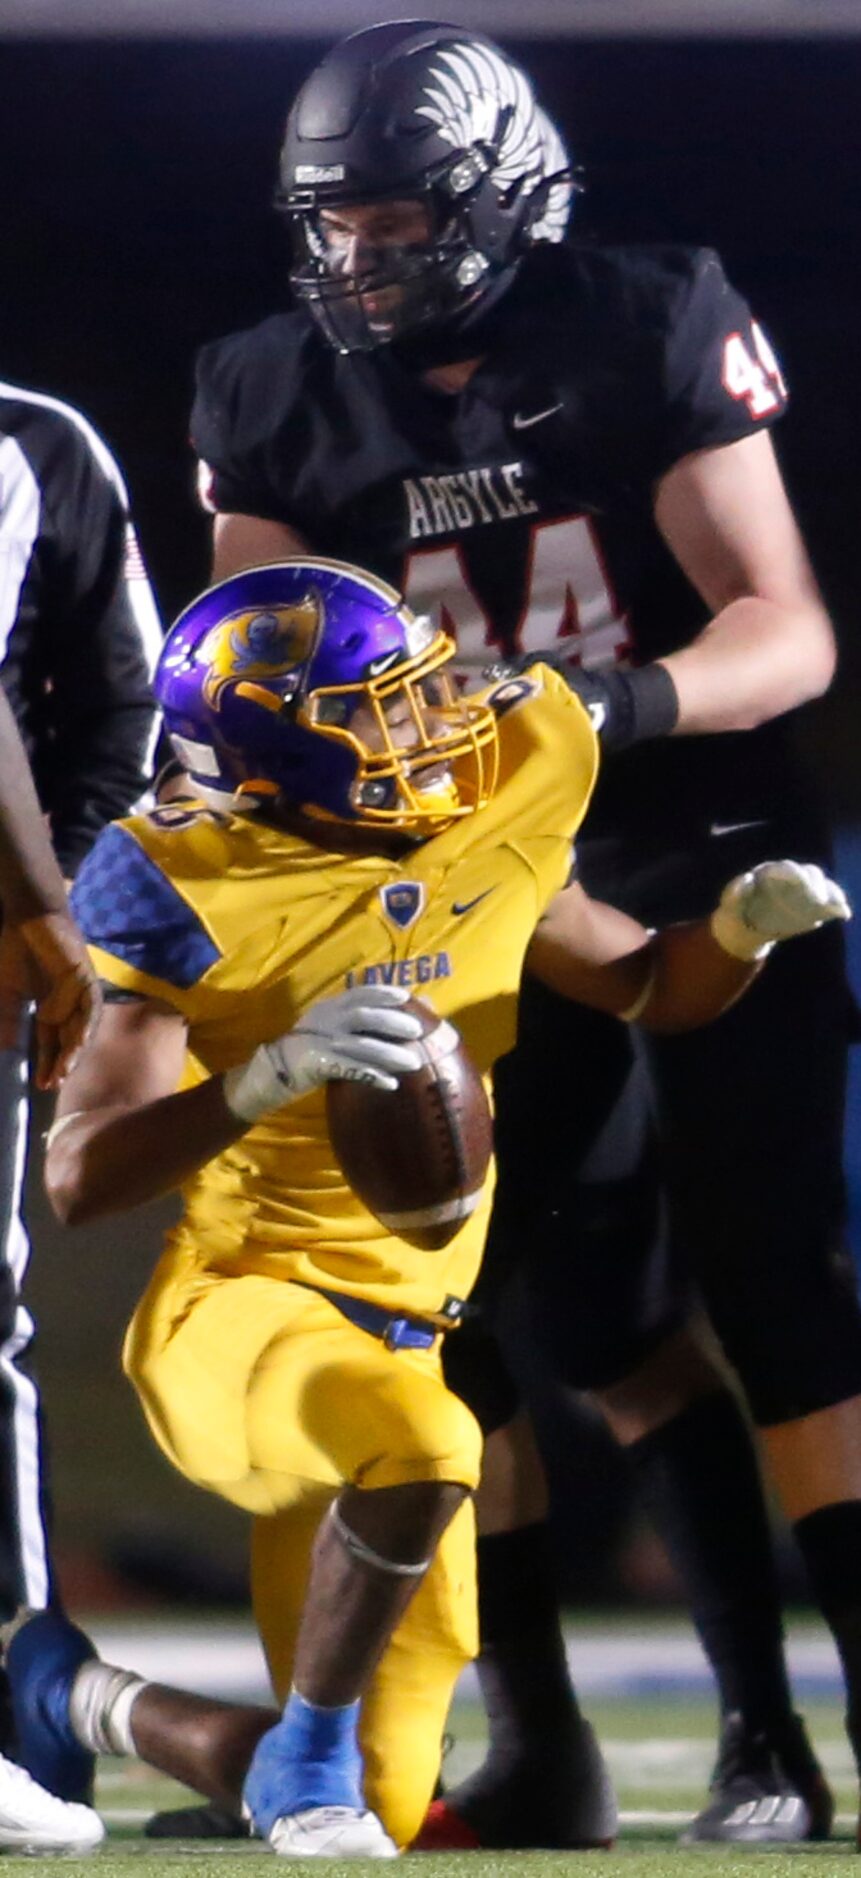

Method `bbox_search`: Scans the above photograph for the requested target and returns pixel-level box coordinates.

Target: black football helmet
[278,19,574,354]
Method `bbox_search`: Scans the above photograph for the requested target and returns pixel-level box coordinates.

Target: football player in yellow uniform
[14,558,848,1859]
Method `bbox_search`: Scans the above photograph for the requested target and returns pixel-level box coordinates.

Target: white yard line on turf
[87,1617,845,1705]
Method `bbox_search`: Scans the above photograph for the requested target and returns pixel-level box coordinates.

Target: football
[326,997,493,1250]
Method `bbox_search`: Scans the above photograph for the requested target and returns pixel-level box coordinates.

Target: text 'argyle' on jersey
[71,823,221,989]
[192,244,788,679]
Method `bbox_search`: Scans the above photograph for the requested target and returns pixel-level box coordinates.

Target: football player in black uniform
[178,20,858,1850]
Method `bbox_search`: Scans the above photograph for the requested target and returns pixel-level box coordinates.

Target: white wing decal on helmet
[416,42,503,149]
[531,107,573,244]
[415,42,572,244]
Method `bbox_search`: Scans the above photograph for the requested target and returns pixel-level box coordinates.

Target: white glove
[222,985,425,1124]
[711,860,851,962]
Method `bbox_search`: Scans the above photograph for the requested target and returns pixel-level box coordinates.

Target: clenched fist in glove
[222,985,425,1125]
[711,860,851,962]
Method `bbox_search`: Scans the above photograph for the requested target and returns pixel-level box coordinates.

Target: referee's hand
[0,912,102,1088]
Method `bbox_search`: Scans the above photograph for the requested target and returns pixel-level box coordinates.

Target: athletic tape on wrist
[222,1049,294,1124]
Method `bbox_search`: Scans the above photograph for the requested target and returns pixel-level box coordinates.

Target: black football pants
[445,870,861,1433]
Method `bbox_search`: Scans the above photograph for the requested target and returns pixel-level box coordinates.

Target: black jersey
[192,242,815,856]
[0,382,161,876]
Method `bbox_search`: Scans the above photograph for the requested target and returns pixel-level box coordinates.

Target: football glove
[222,985,425,1124]
[484,654,678,749]
[711,860,851,962]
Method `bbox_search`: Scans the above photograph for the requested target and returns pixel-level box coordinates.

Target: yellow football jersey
[72,667,597,1318]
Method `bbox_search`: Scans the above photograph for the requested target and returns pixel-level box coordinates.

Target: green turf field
[2,1688,843,1875]
[1,1857,853,1877]
[2,1616,852,1873]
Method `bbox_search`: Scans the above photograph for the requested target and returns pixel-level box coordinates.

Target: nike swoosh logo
[709,819,769,838]
[367,651,403,677]
[452,889,495,917]
[512,403,564,430]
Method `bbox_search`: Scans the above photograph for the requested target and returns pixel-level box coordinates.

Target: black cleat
[414,1714,618,1850]
[681,1710,834,1844]
[144,1801,249,1839]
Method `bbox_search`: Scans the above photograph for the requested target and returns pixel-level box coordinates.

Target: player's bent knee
[592,1321,727,1444]
[355,1384,483,1493]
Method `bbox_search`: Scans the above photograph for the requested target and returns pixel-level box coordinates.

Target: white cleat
[268,1805,398,1858]
[0,1752,105,1852]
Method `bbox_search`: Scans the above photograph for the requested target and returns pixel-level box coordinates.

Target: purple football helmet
[155,558,499,833]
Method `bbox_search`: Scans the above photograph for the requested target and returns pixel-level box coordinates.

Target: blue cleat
[243,1696,364,1841]
[5,1609,96,1804]
[244,1721,397,1858]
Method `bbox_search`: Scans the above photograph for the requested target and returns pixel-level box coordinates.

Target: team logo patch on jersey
[379,881,425,930]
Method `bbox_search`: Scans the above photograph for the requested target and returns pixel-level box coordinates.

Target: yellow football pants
[124,1271,481,1847]
[124,1271,483,1509]
[251,1493,477,1850]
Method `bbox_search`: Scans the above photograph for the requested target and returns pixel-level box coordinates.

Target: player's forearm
[0,686,69,922]
[527,920,755,1032]
[635,923,759,1031]
[45,1076,246,1226]
[47,986,424,1225]
[622,857,848,1029]
[514,591,832,750]
[660,594,836,735]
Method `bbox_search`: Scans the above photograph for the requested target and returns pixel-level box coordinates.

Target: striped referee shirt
[0,380,162,877]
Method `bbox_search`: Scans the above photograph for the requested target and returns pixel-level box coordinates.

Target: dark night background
[4,30,860,1603]
[2,34,859,755]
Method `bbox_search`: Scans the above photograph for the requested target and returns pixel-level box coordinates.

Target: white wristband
[222,1049,293,1125]
[709,905,775,963]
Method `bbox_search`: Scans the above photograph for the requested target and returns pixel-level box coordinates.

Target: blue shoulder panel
[71,823,220,990]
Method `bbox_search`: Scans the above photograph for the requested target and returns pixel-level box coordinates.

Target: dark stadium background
[2,28,859,1607]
